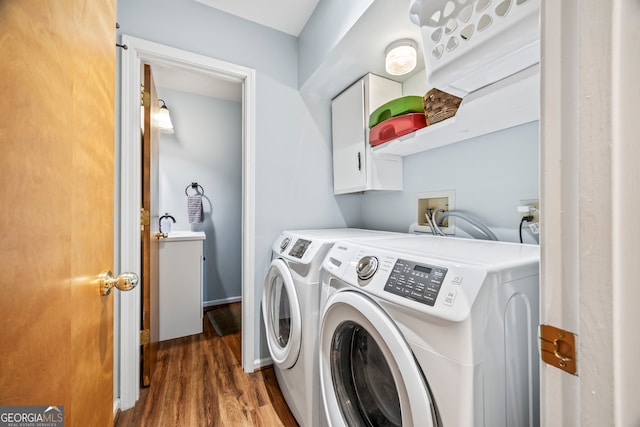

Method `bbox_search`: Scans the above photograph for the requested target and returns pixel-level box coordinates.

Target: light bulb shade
[385,39,418,76]
[157,99,174,134]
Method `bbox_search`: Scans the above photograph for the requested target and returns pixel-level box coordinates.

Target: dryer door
[319,290,440,427]
[262,258,301,369]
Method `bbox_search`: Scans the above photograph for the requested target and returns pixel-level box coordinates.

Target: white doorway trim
[540,0,640,424]
[118,35,256,410]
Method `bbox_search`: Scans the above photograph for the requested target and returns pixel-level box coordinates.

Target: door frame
[540,1,640,424]
[118,35,256,409]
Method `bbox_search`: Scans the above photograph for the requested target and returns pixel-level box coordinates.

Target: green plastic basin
[368,96,424,128]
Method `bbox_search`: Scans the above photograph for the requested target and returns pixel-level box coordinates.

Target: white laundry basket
[409,0,540,98]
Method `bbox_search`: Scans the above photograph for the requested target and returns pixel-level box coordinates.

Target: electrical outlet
[417,190,456,234]
[518,199,540,224]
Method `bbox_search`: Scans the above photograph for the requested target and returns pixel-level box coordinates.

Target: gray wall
[116,0,359,363]
[298,0,374,89]
[156,87,243,305]
[116,0,539,370]
[361,121,540,243]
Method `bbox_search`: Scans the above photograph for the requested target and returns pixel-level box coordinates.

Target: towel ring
[185,182,205,196]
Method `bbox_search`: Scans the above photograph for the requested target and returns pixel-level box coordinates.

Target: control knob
[356,256,378,280]
[279,237,291,252]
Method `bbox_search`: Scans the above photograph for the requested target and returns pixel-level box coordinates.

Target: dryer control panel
[289,238,312,259]
[383,259,448,306]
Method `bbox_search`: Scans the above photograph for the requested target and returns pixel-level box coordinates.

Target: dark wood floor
[116,305,299,427]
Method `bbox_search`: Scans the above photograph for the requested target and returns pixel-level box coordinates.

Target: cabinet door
[332,80,367,194]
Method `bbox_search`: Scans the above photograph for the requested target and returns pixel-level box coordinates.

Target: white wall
[298,0,374,89]
[540,1,640,424]
[361,121,540,243]
[380,68,540,243]
[116,0,358,363]
[402,70,431,96]
[116,0,539,372]
[157,87,243,305]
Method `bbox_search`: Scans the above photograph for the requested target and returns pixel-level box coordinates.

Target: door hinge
[540,324,577,375]
[141,91,150,108]
[140,209,150,227]
[140,329,150,346]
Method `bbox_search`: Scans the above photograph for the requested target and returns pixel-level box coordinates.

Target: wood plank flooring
[116,304,299,427]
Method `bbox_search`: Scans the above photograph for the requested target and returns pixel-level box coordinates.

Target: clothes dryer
[319,235,540,427]
[262,228,401,427]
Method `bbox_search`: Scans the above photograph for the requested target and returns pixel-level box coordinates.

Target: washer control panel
[383,259,448,306]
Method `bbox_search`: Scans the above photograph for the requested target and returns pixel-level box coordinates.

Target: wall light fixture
[158,99,175,134]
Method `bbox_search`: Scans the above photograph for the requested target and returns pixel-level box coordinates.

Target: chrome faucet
[159,213,176,234]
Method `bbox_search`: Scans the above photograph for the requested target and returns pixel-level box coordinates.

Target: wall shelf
[371,64,540,157]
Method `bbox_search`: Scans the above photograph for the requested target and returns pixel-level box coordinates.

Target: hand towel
[188,195,204,224]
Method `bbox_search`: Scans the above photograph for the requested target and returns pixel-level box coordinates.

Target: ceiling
[193,0,321,36]
[154,0,321,99]
[152,0,425,102]
[152,62,242,102]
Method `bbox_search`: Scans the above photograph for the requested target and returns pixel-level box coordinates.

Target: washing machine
[262,228,402,427]
[319,235,540,427]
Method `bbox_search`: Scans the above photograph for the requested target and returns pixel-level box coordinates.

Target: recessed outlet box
[416,190,456,235]
[518,199,540,223]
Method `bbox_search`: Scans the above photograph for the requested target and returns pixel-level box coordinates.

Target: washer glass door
[320,290,440,427]
[262,258,301,369]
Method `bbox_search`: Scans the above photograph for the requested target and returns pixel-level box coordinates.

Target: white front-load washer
[262,228,402,427]
[319,235,540,427]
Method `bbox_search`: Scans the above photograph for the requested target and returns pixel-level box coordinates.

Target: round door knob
[99,271,139,296]
[356,256,378,280]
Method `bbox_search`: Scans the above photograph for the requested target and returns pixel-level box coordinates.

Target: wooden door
[0,1,117,426]
[141,64,160,387]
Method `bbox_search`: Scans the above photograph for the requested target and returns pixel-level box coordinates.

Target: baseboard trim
[203,296,242,308]
[113,399,121,424]
[254,357,273,371]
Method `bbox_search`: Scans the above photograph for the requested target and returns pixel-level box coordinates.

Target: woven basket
[423,88,462,126]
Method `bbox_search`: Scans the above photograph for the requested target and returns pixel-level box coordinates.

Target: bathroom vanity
[159,231,205,341]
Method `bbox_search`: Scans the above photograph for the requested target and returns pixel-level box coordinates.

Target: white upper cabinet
[331,74,403,194]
